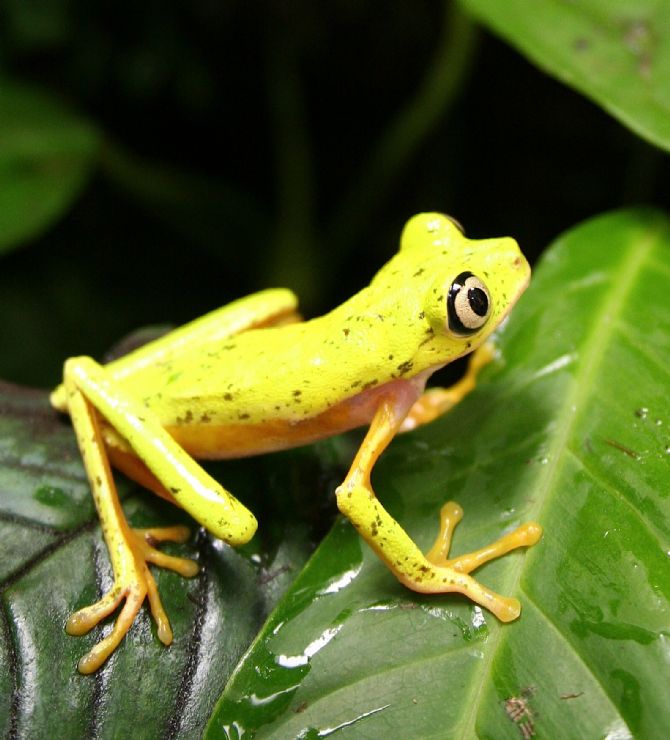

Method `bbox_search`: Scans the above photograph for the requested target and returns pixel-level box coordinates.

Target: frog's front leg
[63,356,257,673]
[400,343,495,431]
[336,387,542,621]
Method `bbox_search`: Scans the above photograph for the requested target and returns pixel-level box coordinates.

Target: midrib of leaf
[459,225,659,738]
[525,226,658,541]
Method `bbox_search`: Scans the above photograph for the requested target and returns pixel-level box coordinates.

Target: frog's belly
[165,377,421,459]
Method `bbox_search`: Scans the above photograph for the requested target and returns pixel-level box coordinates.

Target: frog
[50,212,542,674]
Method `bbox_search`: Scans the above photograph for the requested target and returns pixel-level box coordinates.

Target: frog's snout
[501,237,531,284]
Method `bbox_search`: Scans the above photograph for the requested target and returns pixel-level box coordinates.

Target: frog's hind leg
[63,356,258,673]
[63,369,198,673]
[65,356,257,544]
[104,429,215,572]
[51,288,301,412]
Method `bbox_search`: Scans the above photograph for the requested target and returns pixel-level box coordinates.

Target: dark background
[0,0,667,386]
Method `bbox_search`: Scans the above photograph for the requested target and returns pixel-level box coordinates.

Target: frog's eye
[447,271,491,335]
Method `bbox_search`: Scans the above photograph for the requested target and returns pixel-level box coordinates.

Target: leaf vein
[565,446,670,546]
[0,452,87,484]
[613,320,670,379]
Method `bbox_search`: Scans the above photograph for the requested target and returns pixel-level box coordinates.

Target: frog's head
[400,212,530,354]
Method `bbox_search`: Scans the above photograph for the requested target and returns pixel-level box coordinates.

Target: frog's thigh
[336,393,541,622]
[65,356,257,546]
[400,343,495,431]
[102,426,181,507]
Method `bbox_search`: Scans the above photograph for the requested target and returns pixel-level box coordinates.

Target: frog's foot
[66,525,198,674]
[405,501,542,621]
[133,525,200,576]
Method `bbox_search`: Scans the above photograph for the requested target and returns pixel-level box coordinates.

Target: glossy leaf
[207,208,670,737]
[459,0,670,151]
[0,80,99,254]
[0,382,316,738]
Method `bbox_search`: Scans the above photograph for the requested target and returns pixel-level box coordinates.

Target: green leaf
[207,208,670,737]
[459,0,670,151]
[0,80,100,254]
[0,382,315,738]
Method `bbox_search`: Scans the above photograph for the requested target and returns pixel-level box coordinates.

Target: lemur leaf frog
[51,213,542,673]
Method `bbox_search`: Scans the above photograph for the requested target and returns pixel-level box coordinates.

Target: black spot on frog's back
[396,360,414,376]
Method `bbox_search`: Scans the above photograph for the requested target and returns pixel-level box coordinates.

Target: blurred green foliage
[0,0,668,386]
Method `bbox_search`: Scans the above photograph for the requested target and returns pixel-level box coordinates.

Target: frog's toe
[399,561,523,622]
[406,501,542,620]
[68,566,174,673]
[73,585,147,674]
[136,524,192,544]
[134,526,200,577]
[425,501,464,566]
[425,500,542,573]
[489,594,521,622]
[66,587,125,636]
[67,527,198,673]
[441,570,521,623]
[444,519,543,575]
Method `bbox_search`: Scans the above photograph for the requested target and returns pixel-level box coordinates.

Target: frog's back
[127,284,425,429]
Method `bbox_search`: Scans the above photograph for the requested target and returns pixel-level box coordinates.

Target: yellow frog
[51,213,542,673]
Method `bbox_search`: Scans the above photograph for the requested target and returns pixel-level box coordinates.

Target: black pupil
[468,287,488,316]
